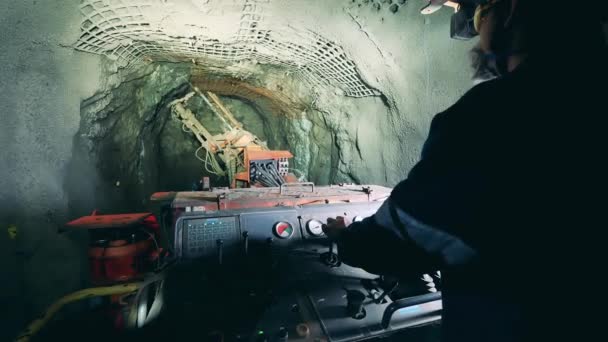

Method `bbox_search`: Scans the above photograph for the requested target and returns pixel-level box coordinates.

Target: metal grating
[75,0,379,98]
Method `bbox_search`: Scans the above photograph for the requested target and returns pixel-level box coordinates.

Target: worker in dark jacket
[325,1,607,341]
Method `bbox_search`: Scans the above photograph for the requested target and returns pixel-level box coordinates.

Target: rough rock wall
[70,62,191,214]
[0,0,104,339]
[0,0,485,338]
[309,1,476,185]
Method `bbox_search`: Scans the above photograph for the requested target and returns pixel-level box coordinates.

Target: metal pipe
[381,291,442,329]
[193,86,233,132]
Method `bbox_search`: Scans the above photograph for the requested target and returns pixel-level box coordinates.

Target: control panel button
[183,216,237,258]
[278,327,288,341]
[296,323,310,338]
[306,219,325,237]
[273,221,294,239]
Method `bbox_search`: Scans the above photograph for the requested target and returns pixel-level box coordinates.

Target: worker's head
[471,1,552,59]
[472,0,510,54]
[452,0,607,72]
[452,1,543,58]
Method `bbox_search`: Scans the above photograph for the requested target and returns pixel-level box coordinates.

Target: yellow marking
[8,224,17,240]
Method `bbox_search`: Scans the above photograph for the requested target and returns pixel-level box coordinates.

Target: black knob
[346,290,366,319]
[277,327,288,341]
[320,241,341,267]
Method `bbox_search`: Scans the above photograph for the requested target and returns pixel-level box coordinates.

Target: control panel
[167,199,441,341]
[182,216,239,258]
[174,202,382,259]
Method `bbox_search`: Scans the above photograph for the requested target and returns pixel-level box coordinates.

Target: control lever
[216,239,224,265]
[277,327,288,341]
[320,224,341,267]
[375,277,399,304]
[242,231,249,256]
[346,290,366,319]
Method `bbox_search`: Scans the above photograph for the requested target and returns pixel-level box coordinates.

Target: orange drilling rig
[169,86,298,189]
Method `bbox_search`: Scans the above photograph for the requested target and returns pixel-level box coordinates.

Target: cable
[257,168,278,187]
[266,163,284,186]
[207,150,226,176]
[194,146,226,177]
[195,147,220,175]
[260,169,278,187]
[195,147,213,173]
[374,281,399,304]
[173,103,225,177]
[15,268,170,342]
[140,228,161,269]
[265,163,284,186]
[15,284,140,342]
[260,162,282,186]
[264,167,280,186]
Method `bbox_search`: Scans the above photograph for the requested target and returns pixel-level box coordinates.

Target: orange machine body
[66,213,161,284]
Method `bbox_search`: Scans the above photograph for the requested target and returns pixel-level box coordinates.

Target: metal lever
[346,290,366,319]
[320,228,341,267]
[381,292,442,329]
[242,231,249,256]
[216,239,224,265]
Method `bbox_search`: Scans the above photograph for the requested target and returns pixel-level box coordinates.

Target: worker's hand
[323,216,351,240]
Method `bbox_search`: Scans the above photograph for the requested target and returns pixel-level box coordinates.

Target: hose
[257,163,284,187]
[14,283,140,342]
[15,269,169,342]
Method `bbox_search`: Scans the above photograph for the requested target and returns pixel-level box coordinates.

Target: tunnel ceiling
[76,0,380,98]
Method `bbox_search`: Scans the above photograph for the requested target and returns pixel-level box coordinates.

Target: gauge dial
[353,216,364,222]
[273,221,294,239]
[306,219,325,237]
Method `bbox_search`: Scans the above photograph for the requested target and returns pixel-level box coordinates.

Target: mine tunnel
[1,1,607,342]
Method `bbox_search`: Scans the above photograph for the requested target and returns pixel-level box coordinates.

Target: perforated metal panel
[76,0,379,98]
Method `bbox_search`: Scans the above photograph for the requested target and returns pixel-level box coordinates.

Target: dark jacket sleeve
[338,99,484,276]
[338,199,443,276]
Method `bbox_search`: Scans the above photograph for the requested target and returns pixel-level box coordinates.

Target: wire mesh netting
[76,0,379,98]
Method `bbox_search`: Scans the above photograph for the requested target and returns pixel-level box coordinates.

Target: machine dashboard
[165,199,441,341]
[174,202,381,260]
